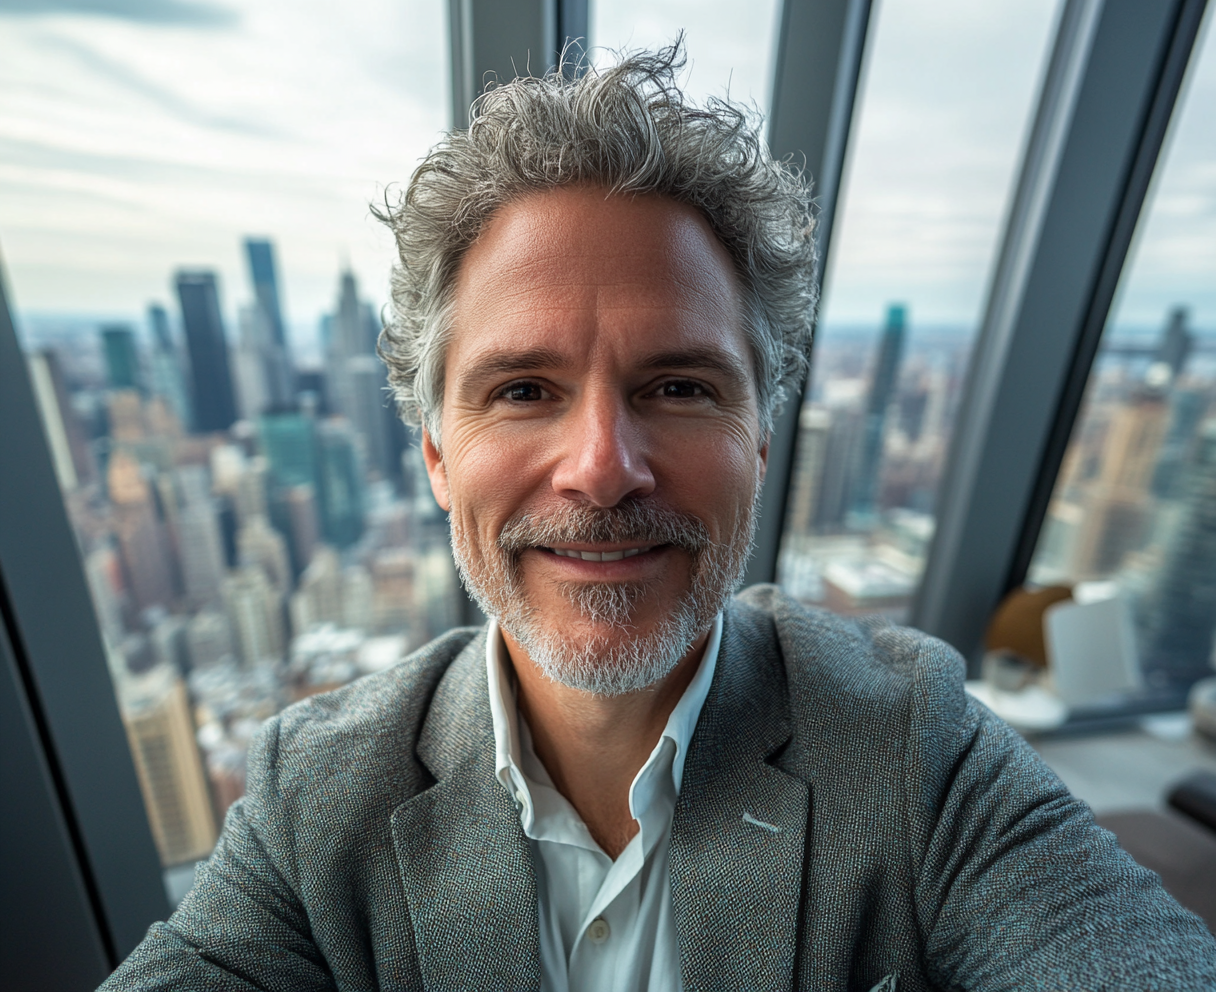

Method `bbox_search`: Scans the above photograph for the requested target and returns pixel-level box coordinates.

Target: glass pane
[592,0,782,114]
[1026,11,1216,700]
[778,0,1063,620]
[5,0,456,888]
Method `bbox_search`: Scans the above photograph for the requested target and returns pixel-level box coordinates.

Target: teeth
[548,546,650,561]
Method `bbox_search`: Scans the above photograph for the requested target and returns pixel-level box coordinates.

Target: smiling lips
[545,546,656,562]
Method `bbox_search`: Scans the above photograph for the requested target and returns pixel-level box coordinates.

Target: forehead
[448,186,747,366]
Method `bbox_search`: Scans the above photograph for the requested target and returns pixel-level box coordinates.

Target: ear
[421,428,451,512]
[757,432,770,484]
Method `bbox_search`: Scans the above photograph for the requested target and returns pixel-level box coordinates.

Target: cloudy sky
[1,0,1212,361]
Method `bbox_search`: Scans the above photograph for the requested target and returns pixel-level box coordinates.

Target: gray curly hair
[375,42,817,443]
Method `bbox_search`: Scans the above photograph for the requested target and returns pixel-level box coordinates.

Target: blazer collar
[393,604,810,992]
[670,600,811,992]
[392,629,543,991]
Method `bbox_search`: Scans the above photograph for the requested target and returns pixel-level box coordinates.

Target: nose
[550,389,655,506]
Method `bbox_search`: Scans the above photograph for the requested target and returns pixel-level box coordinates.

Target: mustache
[497,499,712,557]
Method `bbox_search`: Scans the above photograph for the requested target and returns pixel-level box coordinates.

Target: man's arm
[99,718,336,992]
[908,670,1216,990]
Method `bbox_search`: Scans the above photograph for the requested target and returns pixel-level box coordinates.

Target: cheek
[441,427,545,537]
[654,428,762,524]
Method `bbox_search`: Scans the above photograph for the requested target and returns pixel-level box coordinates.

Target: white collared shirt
[486,615,722,992]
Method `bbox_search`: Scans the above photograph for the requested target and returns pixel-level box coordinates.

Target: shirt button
[587,917,610,944]
[514,789,527,808]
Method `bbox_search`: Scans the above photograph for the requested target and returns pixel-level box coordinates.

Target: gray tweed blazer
[101,585,1216,991]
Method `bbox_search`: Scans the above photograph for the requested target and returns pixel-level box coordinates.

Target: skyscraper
[1140,417,1216,688]
[243,238,294,407]
[327,270,395,484]
[223,566,286,666]
[176,270,238,432]
[108,447,175,613]
[244,238,286,351]
[147,303,192,431]
[316,419,365,548]
[175,466,226,608]
[118,663,218,865]
[852,304,908,519]
[258,411,318,491]
[785,406,832,537]
[1068,387,1169,577]
[101,324,143,393]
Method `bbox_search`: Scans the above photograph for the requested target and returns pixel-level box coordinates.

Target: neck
[501,626,710,859]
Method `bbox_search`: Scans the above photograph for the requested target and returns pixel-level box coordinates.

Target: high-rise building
[175,466,226,608]
[278,484,320,576]
[1140,417,1216,688]
[290,545,344,634]
[259,411,318,491]
[316,419,365,548]
[176,270,237,432]
[1155,306,1194,382]
[244,238,294,408]
[148,303,192,431]
[108,448,175,613]
[815,407,865,530]
[238,515,292,597]
[852,304,907,518]
[327,271,396,484]
[107,389,146,443]
[1068,387,1170,578]
[118,663,217,865]
[244,238,286,351]
[223,566,285,665]
[234,304,272,420]
[785,406,831,537]
[101,324,143,393]
[186,609,236,669]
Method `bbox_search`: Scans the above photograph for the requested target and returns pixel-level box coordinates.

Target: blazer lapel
[671,604,811,992]
[391,632,542,992]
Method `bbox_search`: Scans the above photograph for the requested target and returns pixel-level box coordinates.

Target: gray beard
[449,494,757,697]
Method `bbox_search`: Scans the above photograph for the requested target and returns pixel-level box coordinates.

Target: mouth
[540,544,658,562]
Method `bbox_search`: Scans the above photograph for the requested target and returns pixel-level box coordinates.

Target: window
[777,0,1063,620]
[4,0,456,890]
[1026,10,1216,700]
[592,0,781,114]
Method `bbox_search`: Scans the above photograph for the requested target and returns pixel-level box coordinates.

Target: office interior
[1,0,1214,985]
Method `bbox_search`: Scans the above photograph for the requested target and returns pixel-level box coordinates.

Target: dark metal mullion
[1003,0,1211,594]
[0,258,169,959]
[744,0,875,587]
[909,0,1211,664]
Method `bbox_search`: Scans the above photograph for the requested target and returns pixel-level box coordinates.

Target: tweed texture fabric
[100,585,1216,991]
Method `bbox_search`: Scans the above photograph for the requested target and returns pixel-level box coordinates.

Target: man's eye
[500,382,546,402]
[660,380,705,399]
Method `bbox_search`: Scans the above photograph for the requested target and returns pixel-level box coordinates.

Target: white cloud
[0,0,449,350]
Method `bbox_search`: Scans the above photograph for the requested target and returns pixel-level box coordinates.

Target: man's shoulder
[728,583,971,744]
[245,625,484,810]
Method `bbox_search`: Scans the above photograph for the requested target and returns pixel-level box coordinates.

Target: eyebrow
[454,344,752,392]
[640,348,751,389]
[454,348,571,393]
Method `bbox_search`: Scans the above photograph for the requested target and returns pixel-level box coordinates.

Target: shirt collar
[486,614,722,809]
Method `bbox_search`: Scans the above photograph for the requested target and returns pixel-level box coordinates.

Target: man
[103,46,1215,991]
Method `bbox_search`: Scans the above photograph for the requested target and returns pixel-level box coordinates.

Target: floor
[1030,713,1216,813]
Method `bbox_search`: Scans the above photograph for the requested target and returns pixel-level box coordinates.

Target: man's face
[423,185,768,693]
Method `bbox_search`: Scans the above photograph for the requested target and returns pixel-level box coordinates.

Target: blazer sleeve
[904,638,1216,990]
[98,716,336,992]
